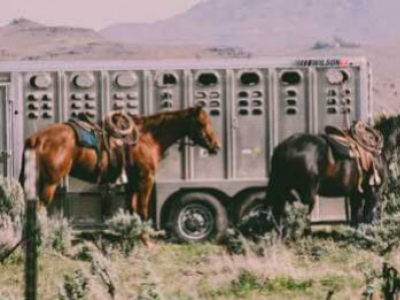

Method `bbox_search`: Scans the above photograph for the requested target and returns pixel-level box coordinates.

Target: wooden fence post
[24,150,38,300]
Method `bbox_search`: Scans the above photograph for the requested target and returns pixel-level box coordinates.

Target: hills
[0,0,400,112]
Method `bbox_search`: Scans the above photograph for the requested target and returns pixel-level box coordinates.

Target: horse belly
[319,163,357,196]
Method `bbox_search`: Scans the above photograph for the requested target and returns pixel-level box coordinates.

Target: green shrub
[105,209,153,256]
[0,176,25,222]
[91,252,117,299]
[0,177,24,261]
[40,215,73,256]
[213,270,313,298]
[73,243,94,262]
[224,202,310,255]
[58,269,89,300]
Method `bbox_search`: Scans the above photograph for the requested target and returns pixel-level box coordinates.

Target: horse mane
[374,113,400,140]
[139,108,191,133]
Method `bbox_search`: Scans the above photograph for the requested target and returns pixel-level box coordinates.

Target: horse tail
[19,136,40,189]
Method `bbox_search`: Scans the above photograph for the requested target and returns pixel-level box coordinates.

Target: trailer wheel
[168,192,228,243]
[234,191,266,223]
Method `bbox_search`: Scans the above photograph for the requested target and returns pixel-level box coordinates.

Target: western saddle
[324,121,383,192]
[67,111,139,184]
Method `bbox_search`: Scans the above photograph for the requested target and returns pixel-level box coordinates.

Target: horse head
[187,105,221,154]
[375,114,400,162]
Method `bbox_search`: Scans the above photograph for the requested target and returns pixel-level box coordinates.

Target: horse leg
[125,165,140,214]
[137,171,155,221]
[266,177,290,232]
[363,185,380,223]
[349,192,364,227]
[296,180,319,215]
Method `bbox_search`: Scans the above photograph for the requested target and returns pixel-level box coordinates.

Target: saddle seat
[323,121,383,192]
[67,111,139,185]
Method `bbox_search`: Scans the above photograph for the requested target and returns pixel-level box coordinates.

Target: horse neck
[142,109,191,153]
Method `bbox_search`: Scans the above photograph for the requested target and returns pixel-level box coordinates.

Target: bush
[58,269,89,300]
[0,177,24,261]
[224,202,310,255]
[40,214,73,256]
[91,252,117,299]
[105,209,153,256]
[0,176,25,222]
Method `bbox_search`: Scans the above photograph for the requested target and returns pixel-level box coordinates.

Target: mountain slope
[101,0,400,48]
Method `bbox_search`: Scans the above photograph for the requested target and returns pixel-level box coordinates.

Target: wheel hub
[178,204,214,240]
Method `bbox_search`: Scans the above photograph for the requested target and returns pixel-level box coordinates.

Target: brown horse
[124,106,221,220]
[265,114,400,228]
[19,106,220,222]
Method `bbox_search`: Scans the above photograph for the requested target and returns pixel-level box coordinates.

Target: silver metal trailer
[0,57,372,241]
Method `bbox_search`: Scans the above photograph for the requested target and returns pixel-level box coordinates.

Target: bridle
[178,115,212,151]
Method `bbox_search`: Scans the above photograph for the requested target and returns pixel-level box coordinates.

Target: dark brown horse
[265,114,400,227]
[19,106,220,222]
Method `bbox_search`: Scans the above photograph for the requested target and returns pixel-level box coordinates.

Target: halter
[177,113,211,151]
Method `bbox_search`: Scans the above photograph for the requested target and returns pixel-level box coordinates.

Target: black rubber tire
[233,191,266,224]
[167,192,228,243]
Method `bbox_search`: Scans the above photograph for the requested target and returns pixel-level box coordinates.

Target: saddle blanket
[66,120,98,149]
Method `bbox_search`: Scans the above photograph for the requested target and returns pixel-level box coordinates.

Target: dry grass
[0,236,393,300]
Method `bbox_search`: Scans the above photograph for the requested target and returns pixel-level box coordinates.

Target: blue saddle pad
[67,120,98,149]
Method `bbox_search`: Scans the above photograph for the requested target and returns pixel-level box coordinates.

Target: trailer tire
[168,192,228,243]
[234,191,266,223]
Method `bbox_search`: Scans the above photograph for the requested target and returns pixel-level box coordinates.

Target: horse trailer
[0,57,372,241]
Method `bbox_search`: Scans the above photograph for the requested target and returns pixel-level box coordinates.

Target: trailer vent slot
[85,93,95,101]
[327,89,337,96]
[252,91,263,97]
[210,109,220,117]
[42,103,53,110]
[343,98,352,105]
[161,92,173,100]
[327,98,337,105]
[210,100,220,108]
[27,103,38,110]
[157,73,177,87]
[210,91,220,99]
[238,108,249,116]
[42,94,52,101]
[127,102,138,109]
[195,91,207,99]
[27,94,39,101]
[252,100,263,107]
[197,73,218,86]
[240,72,260,86]
[286,89,297,97]
[342,107,352,114]
[195,100,207,107]
[161,100,173,109]
[343,88,351,95]
[42,112,52,119]
[327,107,338,114]
[286,107,298,115]
[286,99,297,106]
[71,102,82,109]
[238,100,249,107]
[252,108,263,115]
[28,112,38,119]
[281,71,302,86]
[238,91,249,98]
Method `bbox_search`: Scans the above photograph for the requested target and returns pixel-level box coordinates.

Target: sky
[0,0,204,30]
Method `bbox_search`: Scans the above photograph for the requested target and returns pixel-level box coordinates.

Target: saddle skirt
[324,121,383,192]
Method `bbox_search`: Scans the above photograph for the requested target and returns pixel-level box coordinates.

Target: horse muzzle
[207,143,220,155]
